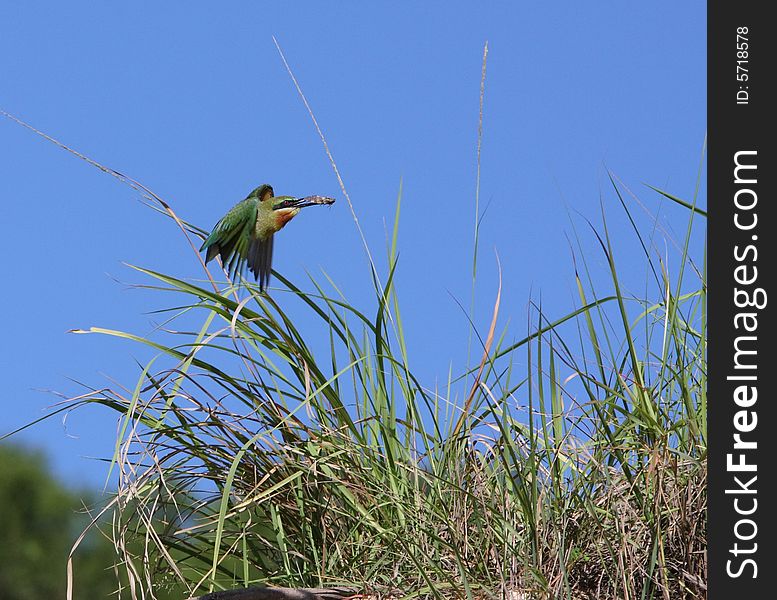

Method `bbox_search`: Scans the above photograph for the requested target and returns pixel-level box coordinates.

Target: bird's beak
[273,195,336,210]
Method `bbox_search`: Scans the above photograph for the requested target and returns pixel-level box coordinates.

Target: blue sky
[1,3,706,489]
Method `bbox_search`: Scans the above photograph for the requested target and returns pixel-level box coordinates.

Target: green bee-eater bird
[200,184,335,290]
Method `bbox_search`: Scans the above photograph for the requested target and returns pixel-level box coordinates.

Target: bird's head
[269,194,336,230]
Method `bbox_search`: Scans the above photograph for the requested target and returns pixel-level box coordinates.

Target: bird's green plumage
[200,184,332,291]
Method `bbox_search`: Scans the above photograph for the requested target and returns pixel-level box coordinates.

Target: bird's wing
[247,233,274,291]
[200,198,258,279]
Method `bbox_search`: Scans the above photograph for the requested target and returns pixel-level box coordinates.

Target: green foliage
[0,445,118,600]
[63,172,706,599]
[2,107,707,599]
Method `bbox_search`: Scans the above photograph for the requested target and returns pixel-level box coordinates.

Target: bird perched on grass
[200,184,334,290]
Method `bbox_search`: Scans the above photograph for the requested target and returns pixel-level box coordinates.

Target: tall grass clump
[56,168,706,599]
[3,96,705,597]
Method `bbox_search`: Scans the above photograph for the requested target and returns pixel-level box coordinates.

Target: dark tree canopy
[0,444,117,600]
